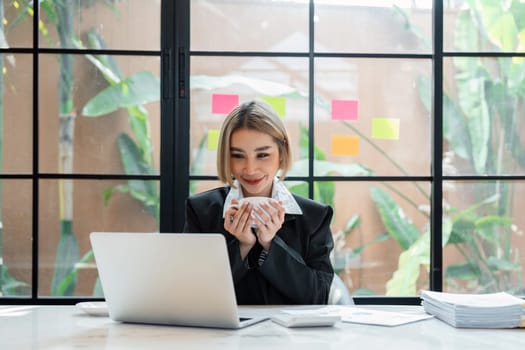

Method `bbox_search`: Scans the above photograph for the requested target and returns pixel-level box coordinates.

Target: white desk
[0,305,523,349]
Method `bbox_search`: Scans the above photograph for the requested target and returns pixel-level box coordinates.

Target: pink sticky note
[212,94,239,114]
[331,99,358,121]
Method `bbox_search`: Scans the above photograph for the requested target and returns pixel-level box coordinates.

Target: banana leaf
[0,264,30,295]
[369,186,420,251]
[82,71,160,117]
[51,220,79,296]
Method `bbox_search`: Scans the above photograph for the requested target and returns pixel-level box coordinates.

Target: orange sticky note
[212,94,239,114]
[372,118,400,140]
[331,135,359,156]
[331,99,358,120]
[207,129,220,150]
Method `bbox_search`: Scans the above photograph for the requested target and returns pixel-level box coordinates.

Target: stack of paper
[421,290,525,328]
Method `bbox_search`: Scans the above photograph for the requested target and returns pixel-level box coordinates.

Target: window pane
[39,54,160,175]
[314,58,431,176]
[38,179,159,297]
[443,57,525,176]
[315,180,430,296]
[39,1,160,51]
[444,1,525,53]
[0,180,32,298]
[191,0,309,52]
[2,54,33,173]
[190,56,309,176]
[4,3,33,48]
[189,180,223,197]
[315,1,432,54]
[443,181,525,294]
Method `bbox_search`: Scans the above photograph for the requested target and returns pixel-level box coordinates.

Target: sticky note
[331,135,359,156]
[261,96,286,117]
[372,118,400,140]
[331,99,358,120]
[207,129,220,150]
[212,94,239,114]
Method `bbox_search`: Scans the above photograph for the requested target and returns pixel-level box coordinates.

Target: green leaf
[86,29,123,79]
[118,133,153,175]
[443,93,473,160]
[454,9,479,52]
[480,4,517,51]
[51,220,79,296]
[487,256,520,272]
[445,263,481,280]
[455,68,491,173]
[343,214,361,235]
[416,75,431,113]
[386,231,429,296]
[353,232,390,255]
[286,182,309,198]
[475,215,513,229]
[56,250,95,297]
[127,105,154,165]
[314,181,335,208]
[449,218,476,244]
[0,265,30,296]
[82,71,160,117]
[370,187,420,250]
[93,277,104,297]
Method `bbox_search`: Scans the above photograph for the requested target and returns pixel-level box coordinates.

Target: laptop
[90,232,268,329]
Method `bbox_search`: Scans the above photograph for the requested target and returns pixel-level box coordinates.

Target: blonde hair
[217,100,292,187]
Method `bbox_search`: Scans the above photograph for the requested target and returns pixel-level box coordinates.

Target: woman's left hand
[251,200,285,251]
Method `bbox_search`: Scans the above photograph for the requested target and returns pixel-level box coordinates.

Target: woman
[183,100,334,304]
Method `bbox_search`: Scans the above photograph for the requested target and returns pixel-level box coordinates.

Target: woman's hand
[251,200,285,252]
[224,199,256,259]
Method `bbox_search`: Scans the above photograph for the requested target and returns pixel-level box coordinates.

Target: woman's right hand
[224,200,256,259]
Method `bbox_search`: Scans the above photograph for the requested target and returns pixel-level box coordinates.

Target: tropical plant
[46,27,161,297]
[78,30,160,223]
[1,0,157,296]
[0,0,31,295]
[386,0,525,295]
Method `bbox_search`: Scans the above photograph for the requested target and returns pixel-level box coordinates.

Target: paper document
[338,307,433,326]
[280,306,433,327]
[421,290,525,328]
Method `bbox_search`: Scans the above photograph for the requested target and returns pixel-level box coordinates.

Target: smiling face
[230,128,281,197]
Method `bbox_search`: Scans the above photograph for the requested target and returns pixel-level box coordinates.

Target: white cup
[239,196,272,207]
[230,196,272,209]
[229,197,274,226]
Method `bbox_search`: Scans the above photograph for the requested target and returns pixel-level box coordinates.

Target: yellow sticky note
[372,118,400,140]
[207,129,220,150]
[331,135,359,156]
[261,96,286,117]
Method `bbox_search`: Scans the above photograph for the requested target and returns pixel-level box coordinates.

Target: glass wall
[1,0,524,302]
[189,0,525,297]
[0,1,161,298]
[190,0,434,296]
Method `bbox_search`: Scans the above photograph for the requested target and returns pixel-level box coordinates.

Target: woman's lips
[243,177,264,186]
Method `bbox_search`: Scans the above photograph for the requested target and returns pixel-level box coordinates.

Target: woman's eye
[231,153,244,159]
[257,153,270,159]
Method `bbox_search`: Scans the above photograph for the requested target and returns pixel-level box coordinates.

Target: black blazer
[183,187,334,305]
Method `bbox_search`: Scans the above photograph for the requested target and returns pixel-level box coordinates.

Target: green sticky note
[262,96,286,117]
[372,118,400,140]
[207,129,220,150]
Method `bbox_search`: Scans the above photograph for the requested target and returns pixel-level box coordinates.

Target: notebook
[90,232,268,329]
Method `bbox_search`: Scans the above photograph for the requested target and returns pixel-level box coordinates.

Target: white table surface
[0,304,523,349]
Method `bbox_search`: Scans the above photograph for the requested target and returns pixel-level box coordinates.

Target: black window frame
[2,0,524,305]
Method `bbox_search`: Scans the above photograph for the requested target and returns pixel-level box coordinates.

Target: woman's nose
[244,158,256,174]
